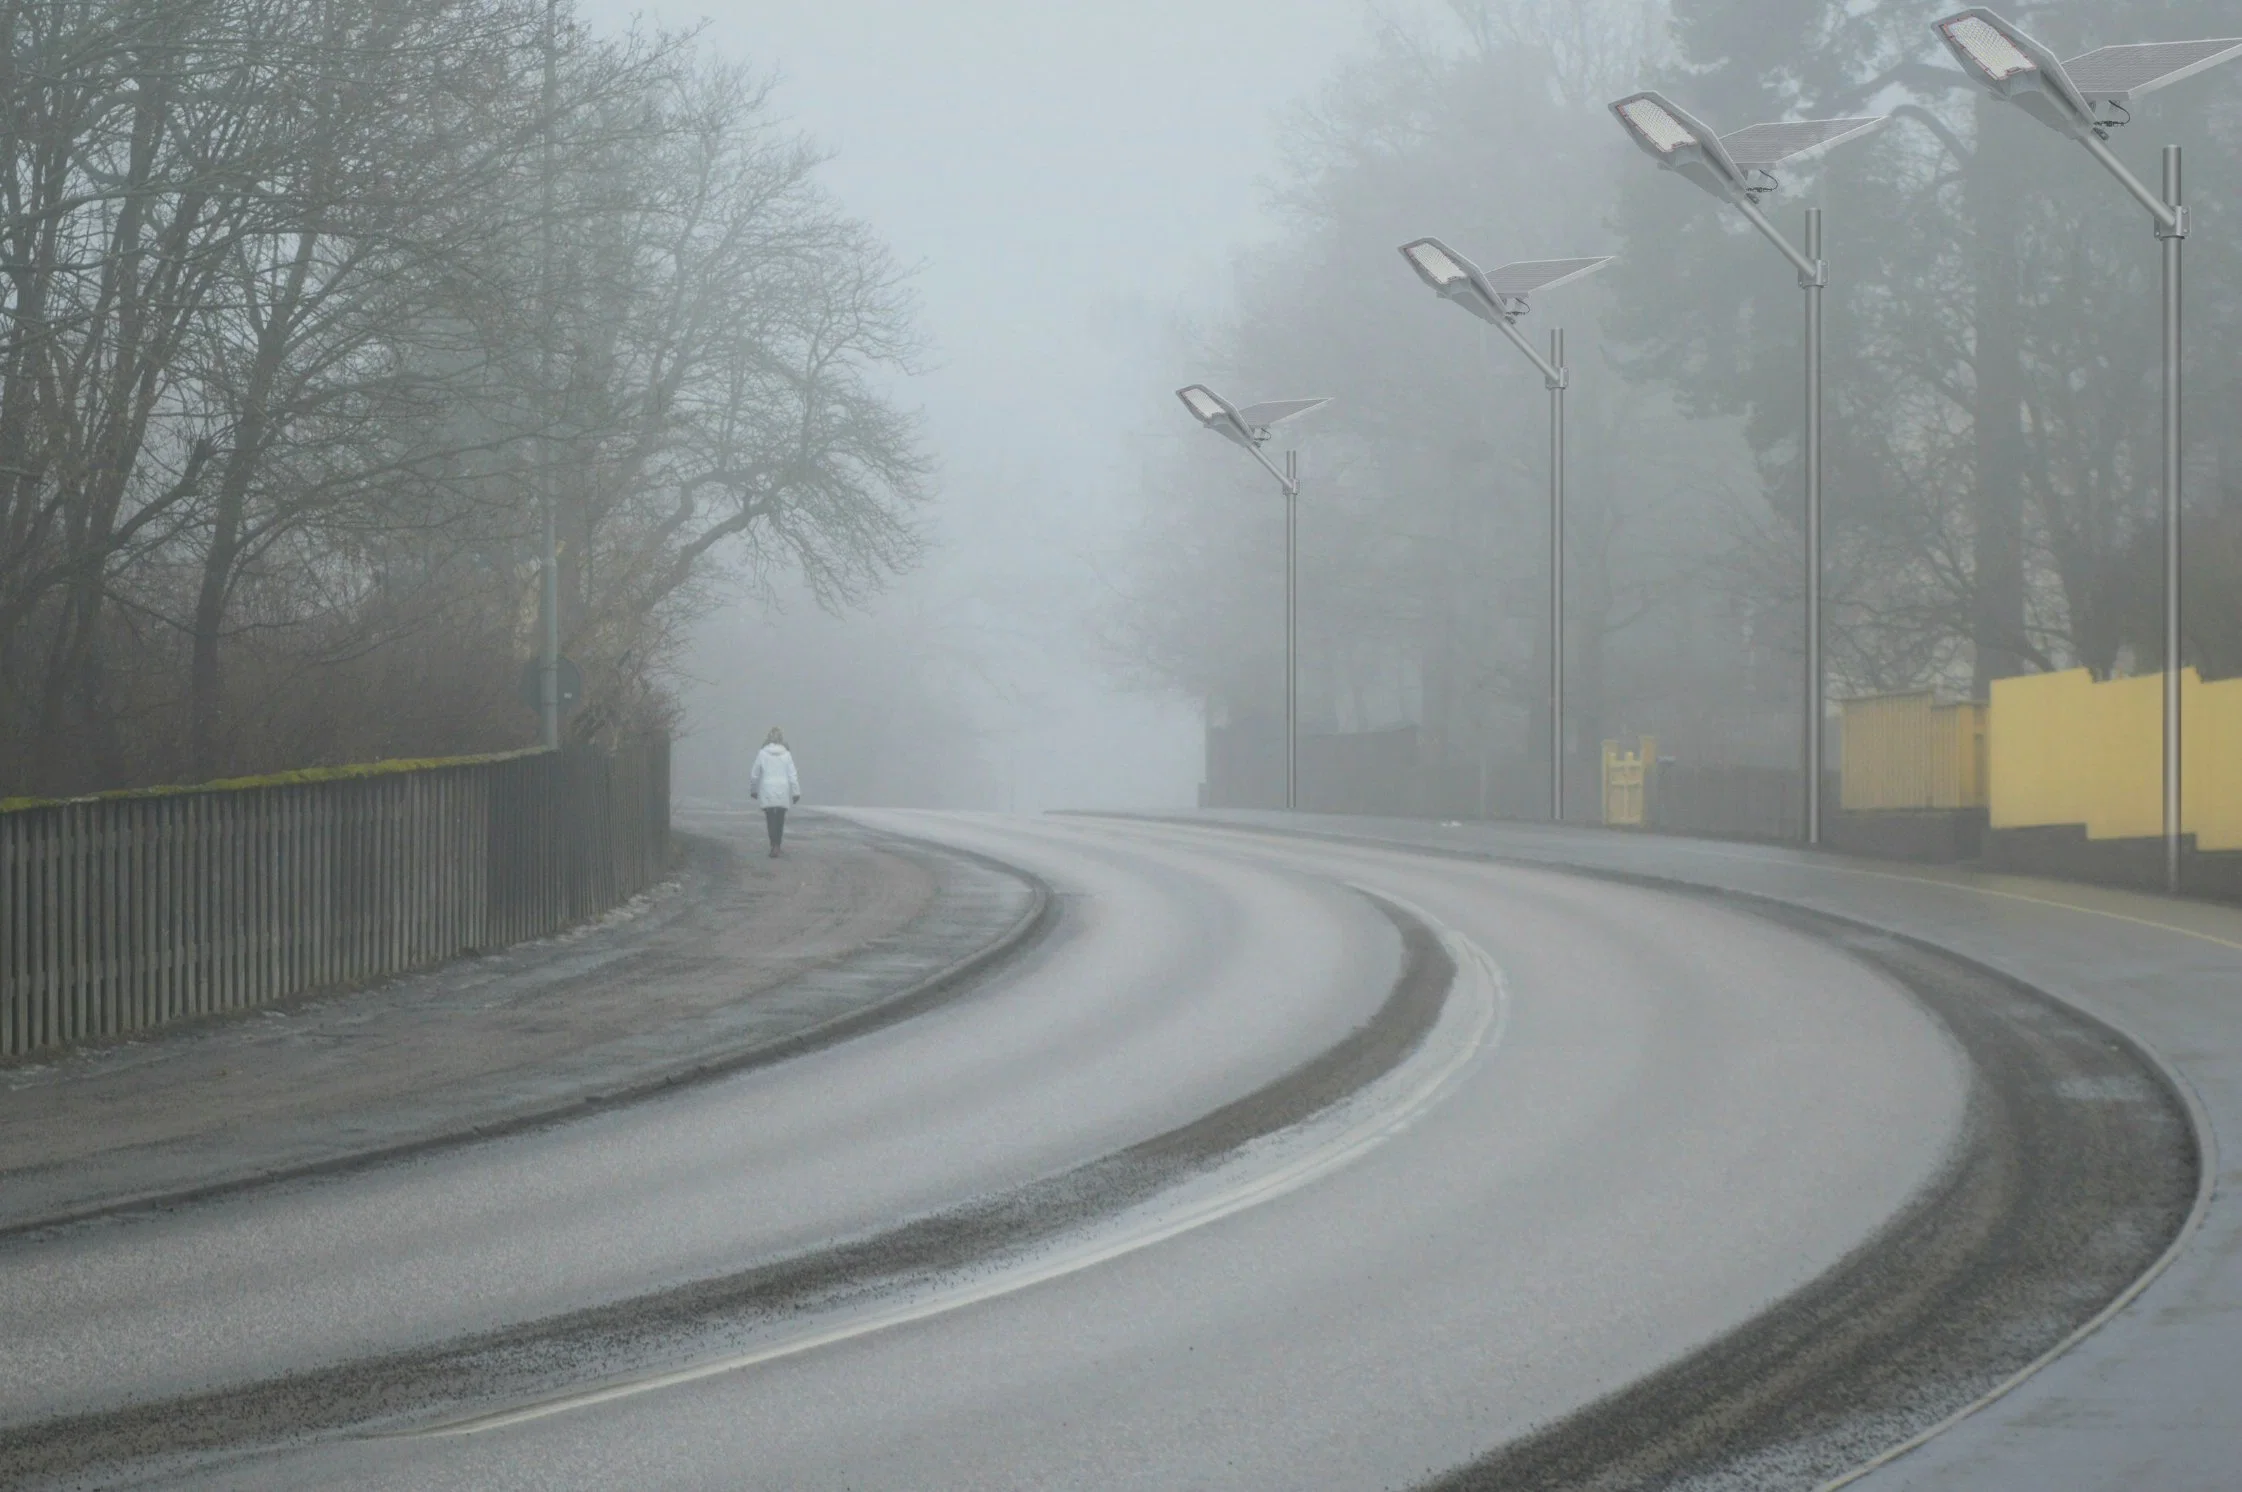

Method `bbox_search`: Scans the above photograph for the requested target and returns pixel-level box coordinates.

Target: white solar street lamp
[1176,383,1334,811]
[1399,239,1613,823]
[1934,8,2242,893]
[1611,90,1887,848]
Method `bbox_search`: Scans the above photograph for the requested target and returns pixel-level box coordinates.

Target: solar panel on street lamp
[1609,90,1886,849]
[1936,9,2242,149]
[1718,118,1889,169]
[1397,235,1613,823]
[1934,7,2242,892]
[1480,258,1614,298]
[1174,383,1332,812]
[2065,40,2242,103]
[1233,398,1333,431]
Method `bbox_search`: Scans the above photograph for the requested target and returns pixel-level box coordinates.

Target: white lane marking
[402,892,1508,1440]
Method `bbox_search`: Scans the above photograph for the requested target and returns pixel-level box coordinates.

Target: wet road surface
[0,812,2184,1488]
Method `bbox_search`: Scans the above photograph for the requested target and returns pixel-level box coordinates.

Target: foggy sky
[582,0,1376,809]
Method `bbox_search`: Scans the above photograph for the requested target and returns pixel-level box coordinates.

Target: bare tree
[0,0,932,797]
[533,51,930,742]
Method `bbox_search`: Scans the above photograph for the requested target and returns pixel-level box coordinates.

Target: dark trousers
[764,806,786,852]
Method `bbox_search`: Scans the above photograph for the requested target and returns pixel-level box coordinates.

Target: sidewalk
[0,810,1042,1235]
[1187,810,2241,1491]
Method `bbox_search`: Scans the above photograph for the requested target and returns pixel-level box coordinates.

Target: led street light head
[1614,90,1888,206]
[1610,91,1750,202]
[1177,385,1228,425]
[1401,240,1615,327]
[1176,385,1328,451]
[1399,236,1504,323]
[1941,13,2035,80]
[1400,238,1472,290]
[1176,383,1255,449]
[1937,10,2242,139]
[1933,9,2100,137]
[1615,95,1696,154]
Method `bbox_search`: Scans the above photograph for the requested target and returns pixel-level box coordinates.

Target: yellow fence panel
[1839,693,1987,810]
[1988,668,2242,851]
[1601,736,1654,828]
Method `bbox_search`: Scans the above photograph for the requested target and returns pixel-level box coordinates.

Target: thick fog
[7,0,2234,815]
[606,0,2242,819]
[583,0,1368,810]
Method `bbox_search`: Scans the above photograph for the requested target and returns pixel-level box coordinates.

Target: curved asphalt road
[1,813,1979,1488]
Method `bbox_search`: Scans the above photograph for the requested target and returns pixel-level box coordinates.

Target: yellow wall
[1989,668,2242,851]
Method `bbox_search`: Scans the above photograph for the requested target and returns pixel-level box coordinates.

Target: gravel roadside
[0,810,1045,1235]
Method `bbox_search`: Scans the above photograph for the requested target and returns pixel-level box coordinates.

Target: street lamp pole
[1611,93,1884,846]
[1548,327,1565,820]
[2162,144,2183,894]
[536,0,561,752]
[1175,385,1333,812]
[1804,207,1824,845]
[1396,241,1612,823]
[1732,197,1830,844]
[541,498,560,750]
[1285,447,1300,811]
[1932,9,2242,891]
[1483,313,1573,819]
[1721,190,1834,847]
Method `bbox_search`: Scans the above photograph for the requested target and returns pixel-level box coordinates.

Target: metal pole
[537,0,560,752]
[1549,327,1566,823]
[540,500,560,749]
[1803,207,1825,847]
[1285,448,1300,812]
[2161,145,2184,893]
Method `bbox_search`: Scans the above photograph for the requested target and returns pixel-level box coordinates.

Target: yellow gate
[1839,692,1987,810]
[1601,736,1655,827]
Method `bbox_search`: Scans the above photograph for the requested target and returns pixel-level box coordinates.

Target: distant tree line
[1116,0,2242,811]
[0,0,928,797]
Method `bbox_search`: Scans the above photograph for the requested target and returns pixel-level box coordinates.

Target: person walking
[749,727,801,856]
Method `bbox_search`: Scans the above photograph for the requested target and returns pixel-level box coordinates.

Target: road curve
[0,812,2064,1488]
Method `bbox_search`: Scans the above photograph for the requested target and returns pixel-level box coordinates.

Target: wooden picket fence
[0,739,669,1059]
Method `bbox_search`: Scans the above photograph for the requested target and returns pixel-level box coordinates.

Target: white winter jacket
[749,744,800,808]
